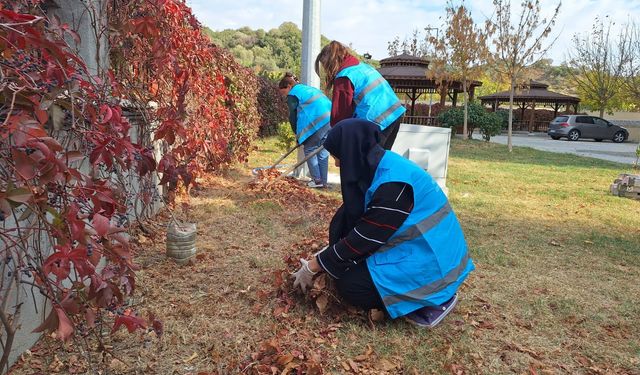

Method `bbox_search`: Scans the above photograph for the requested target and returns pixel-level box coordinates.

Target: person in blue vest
[279,73,331,188]
[292,119,474,327]
[314,41,406,150]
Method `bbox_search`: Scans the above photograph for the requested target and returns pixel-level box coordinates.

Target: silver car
[548,115,629,143]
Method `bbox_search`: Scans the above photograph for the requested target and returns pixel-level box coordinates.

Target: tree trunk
[508,77,515,152]
[599,107,605,118]
[463,79,468,139]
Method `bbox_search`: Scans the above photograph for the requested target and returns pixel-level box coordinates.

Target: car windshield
[552,116,568,122]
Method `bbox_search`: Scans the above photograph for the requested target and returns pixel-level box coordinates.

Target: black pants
[335,262,384,310]
[379,117,402,150]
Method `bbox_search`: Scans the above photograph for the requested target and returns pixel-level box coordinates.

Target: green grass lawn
[250,137,640,374]
[442,140,640,374]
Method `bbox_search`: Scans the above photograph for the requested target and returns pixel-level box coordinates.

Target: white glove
[292,258,317,293]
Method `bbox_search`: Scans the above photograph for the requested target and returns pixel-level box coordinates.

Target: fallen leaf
[341,361,351,371]
[446,346,453,360]
[276,353,294,366]
[347,359,359,372]
[315,294,329,314]
[377,358,398,371]
[312,273,327,291]
[448,363,465,374]
[183,352,198,363]
[369,309,385,322]
[48,355,65,373]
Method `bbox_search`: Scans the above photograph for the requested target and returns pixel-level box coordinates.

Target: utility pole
[301,0,321,88]
[425,26,439,121]
[295,0,321,178]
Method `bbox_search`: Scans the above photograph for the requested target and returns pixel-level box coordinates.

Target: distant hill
[203,23,331,78]
[203,23,376,79]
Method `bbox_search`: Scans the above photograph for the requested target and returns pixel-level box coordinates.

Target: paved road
[472,133,639,164]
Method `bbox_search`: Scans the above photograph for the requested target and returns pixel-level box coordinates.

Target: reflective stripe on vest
[297,112,330,141]
[375,203,452,254]
[288,84,331,144]
[336,63,406,130]
[354,76,385,104]
[382,253,470,305]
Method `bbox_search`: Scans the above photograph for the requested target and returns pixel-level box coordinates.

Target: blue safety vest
[364,151,475,319]
[335,63,406,130]
[288,84,331,144]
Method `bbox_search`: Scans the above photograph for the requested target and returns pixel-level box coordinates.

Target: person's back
[335,62,405,131]
[292,119,474,328]
[278,73,331,188]
[314,41,405,149]
[364,150,473,319]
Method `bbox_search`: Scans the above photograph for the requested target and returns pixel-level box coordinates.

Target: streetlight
[424,27,439,120]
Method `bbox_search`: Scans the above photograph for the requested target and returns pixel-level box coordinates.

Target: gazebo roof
[378,53,431,79]
[377,53,481,90]
[479,80,579,104]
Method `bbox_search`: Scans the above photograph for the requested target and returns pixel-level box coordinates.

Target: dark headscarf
[324,119,386,243]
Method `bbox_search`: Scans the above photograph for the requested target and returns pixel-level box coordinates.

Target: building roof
[479,80,580,104]
[377,53,431,79]
[377,53,481,90]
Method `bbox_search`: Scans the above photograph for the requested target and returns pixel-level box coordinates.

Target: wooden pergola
[377,53,482,125]
[479,81,580,132]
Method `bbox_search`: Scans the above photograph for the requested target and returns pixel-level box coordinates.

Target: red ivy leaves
[109,0,263,191]
[1,1,153,345]
[112,313,147,334]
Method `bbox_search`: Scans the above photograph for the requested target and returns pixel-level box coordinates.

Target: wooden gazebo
[377,53,482,125]
[479,80,580,132]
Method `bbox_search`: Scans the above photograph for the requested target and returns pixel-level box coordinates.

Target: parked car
[548,115,629,143]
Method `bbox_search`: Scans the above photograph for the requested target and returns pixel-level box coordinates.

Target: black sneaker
[404,293,458,328]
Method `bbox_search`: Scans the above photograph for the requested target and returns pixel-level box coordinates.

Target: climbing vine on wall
[0,0,283,369]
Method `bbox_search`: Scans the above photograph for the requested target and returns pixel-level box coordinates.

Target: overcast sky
[186,0,640,65]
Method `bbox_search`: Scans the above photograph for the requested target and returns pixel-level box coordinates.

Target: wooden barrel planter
[166,222,197,265]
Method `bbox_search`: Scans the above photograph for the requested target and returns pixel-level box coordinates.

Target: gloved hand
[292,258,317,293]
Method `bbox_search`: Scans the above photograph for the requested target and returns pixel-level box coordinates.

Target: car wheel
[550,136,561,140]
[567,129,580,141]
[594,138,603,142]
[613,131,625,143]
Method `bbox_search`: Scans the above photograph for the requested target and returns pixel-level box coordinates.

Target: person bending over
[293,119,474,327]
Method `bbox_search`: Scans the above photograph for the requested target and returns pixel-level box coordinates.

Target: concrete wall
[49,0,109,77]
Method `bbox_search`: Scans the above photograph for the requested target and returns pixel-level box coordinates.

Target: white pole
[295,0,321,179]
[301,0,321,88]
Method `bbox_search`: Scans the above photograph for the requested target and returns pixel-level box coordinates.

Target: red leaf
[99,104,112,124]
[85,308,96,328]
[112,314,146,334]
[92,213,110,237]
[43,247,71,281]
[63,151,85,164]
[32,307,74,341]
[11,149,37,180]
[34,109,48,125]
[67,205,86,243]
[39,137,63,152]
[0,9,38,22]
